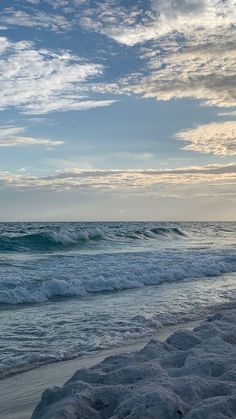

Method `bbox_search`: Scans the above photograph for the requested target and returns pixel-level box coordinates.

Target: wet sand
[0,321,199,419]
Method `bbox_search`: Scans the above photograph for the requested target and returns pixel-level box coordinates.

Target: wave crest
[0,226,186,252]
[0,228,103,251]
[0,248,235,305]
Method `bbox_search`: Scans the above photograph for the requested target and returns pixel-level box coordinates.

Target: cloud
[130,28,236,107]
[80,0,236,108]
[152,0,206,17]
[103,27,236,108]
[0,126,63,147]
[25,0,88,11]
[0,8,72,32]
[26,0,40,4]
[0,37,115,114]
[80,0,236,46]
[0,37,10,54]
[1,164,236,195]
[93,33,236,108]
[49,0,88,8]
[1,2,235,110]
[218,111,236,117]
[176,121,236,156]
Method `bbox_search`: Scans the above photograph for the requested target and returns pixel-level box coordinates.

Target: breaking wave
[0,248,235,304]
[0,229,103,252]
[0,226,186,252]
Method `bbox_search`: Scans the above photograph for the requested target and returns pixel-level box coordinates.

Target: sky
[0,0,235,221]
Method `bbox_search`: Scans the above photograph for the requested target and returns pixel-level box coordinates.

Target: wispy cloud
[0,8,72,32]
[26,0,41,4]
[1,164,236,196]
[176,121,236,156]
[0,37,115,114]
[218,111,236,117]
[27,0,88,9]
[0,126,63,147]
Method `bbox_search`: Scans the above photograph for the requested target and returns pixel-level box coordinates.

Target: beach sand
[0,321,199,419]
[31,310,236,419]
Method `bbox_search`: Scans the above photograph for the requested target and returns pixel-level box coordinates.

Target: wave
[1,302,236,380]
[0,248,235,304]
[0,229,103,252]
[0,226,186,252]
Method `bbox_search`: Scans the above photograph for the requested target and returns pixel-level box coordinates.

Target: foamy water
[0,222,235,377]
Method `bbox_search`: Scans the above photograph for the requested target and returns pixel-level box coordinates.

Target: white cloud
[176,121,236,156]
[80,0,236,108]
[52,0,88,7]
[0,126,63,147]
[126,28,236,107]
[0,8,72,32]
[0,37,115,114]
[1,2,235,110]
[92,28,236,108]
[80,0,236,46]
[0,37,10,54]
[25,0,88,10]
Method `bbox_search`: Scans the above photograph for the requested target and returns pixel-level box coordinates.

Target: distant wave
[122,227,185,240]
[0,229,103,252]
[0,226,186,252]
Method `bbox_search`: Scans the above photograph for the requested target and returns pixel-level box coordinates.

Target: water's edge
[0,319,202,419]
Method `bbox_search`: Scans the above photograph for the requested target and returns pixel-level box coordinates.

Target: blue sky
[0,0,235,220]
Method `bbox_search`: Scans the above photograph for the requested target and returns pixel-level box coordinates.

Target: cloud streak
[0,126,63,147]
[1,164,236,196]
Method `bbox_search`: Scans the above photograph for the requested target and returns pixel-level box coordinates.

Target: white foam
[47,228,103,244]
[0,248,236,304]
[0,279,87,304]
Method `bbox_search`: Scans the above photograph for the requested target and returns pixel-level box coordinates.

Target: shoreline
[32,309,236,419]
[0,320,200,419]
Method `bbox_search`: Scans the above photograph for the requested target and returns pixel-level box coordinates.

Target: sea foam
[0,248,236,305]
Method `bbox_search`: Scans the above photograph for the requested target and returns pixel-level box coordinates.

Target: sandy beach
[0,321,199,419]
[31,310,236,419]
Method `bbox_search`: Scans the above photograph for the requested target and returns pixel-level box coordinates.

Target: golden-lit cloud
[1,164,236,197]
[176,121,236,156]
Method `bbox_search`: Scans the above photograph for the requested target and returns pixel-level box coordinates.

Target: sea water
[0,221,235,377]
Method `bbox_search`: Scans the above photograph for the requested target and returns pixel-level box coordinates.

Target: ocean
[0,221,235,378]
